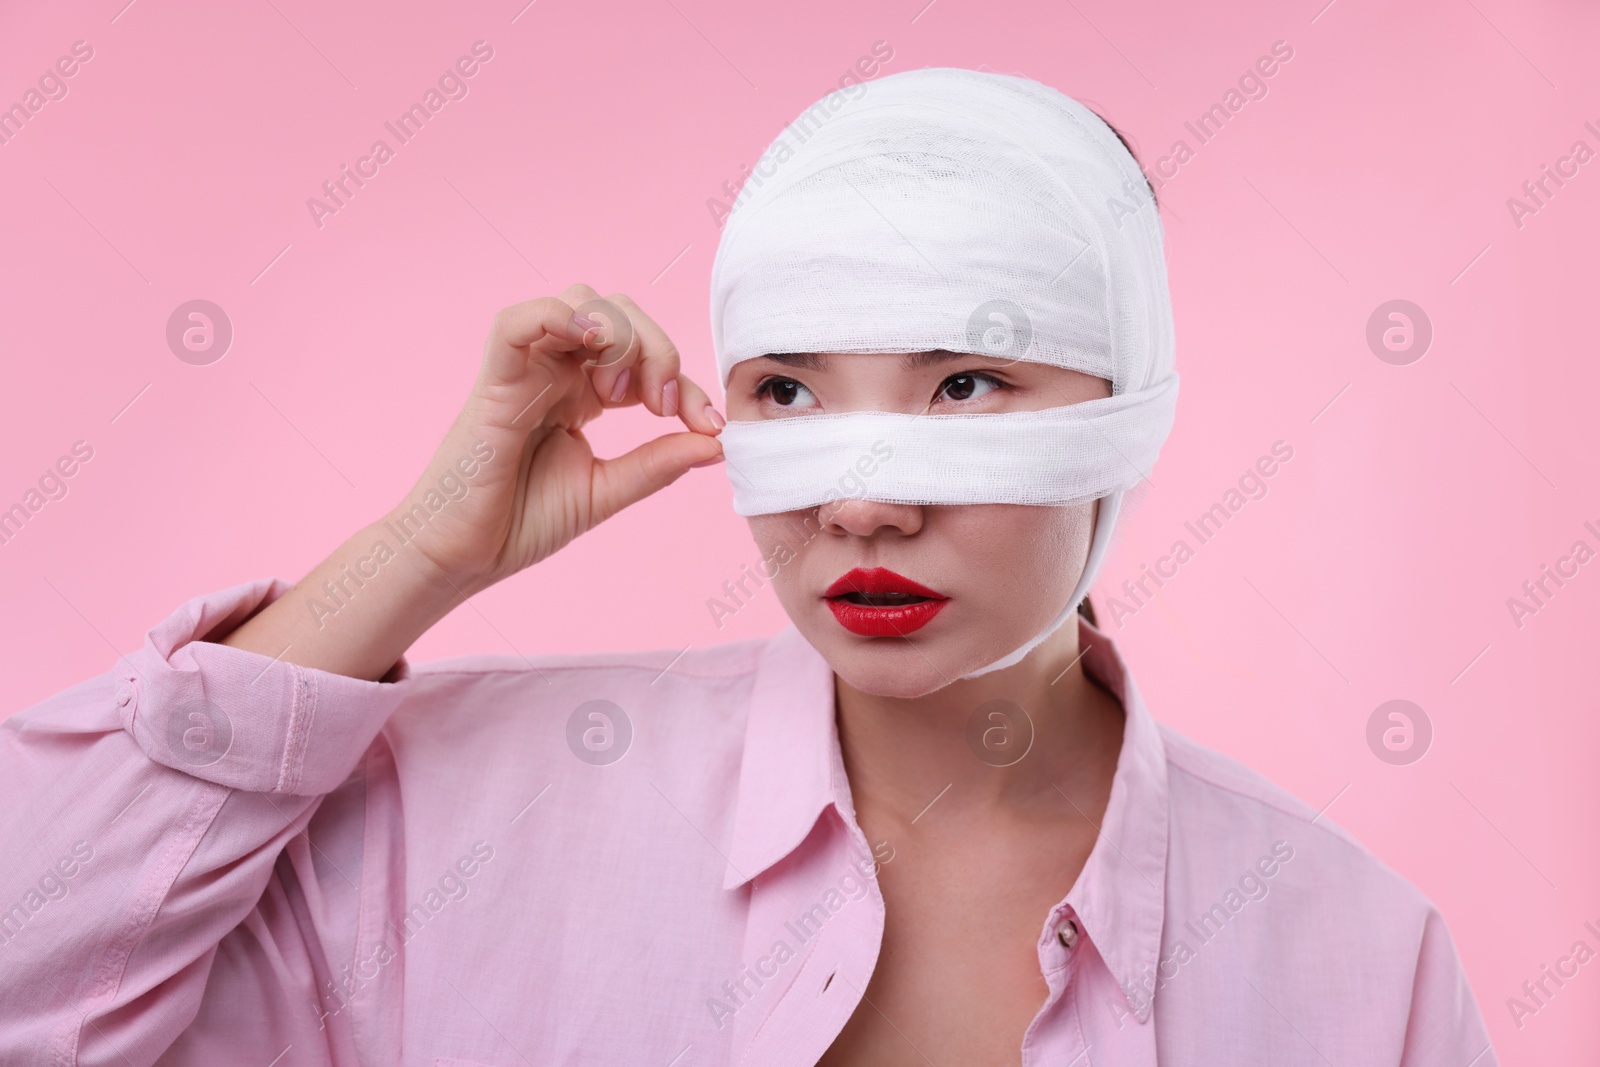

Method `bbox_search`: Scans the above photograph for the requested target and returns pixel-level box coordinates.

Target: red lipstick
[823,567,949,638]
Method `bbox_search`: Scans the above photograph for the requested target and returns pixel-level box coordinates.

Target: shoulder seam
[1161,733,1369,855]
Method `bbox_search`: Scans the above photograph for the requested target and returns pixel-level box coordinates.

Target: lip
[824,567,946,599]
[823,567,949,637]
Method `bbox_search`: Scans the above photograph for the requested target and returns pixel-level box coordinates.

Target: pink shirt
[0,577,1496,1066]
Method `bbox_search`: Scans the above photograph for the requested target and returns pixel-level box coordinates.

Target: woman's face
[724,351,1112,699]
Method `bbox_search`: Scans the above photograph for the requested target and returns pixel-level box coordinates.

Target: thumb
[589,431,724,524]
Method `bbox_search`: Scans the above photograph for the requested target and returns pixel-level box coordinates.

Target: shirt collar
[1061,614,1170,1024]
[725,615,1169,1024]
[723,622,841,891]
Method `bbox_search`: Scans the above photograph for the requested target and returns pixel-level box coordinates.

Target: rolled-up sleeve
[0,577,408,1066]
[117,577,409,795]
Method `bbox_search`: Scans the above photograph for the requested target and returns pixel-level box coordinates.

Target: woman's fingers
[596,293,675,416]
[470,288,727,521]
[473,291,726,435]
[588,430,724,526]
[477,296,588,392]
[471,295,603,441]
[573,293,640,405]
[583,292,727,433]
[673,371,726,435]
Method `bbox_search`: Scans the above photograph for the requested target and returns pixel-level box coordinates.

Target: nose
[818,497,924,538]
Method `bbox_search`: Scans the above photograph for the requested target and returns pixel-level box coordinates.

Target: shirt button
[1056,919,1079,949]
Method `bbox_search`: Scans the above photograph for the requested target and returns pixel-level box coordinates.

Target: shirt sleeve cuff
[116,576,411,795]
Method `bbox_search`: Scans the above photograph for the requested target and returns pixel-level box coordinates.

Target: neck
[833,615,1127,828]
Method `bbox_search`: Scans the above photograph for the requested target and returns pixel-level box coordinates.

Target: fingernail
[570,312,602,348]
[689,454,726,468]
[662,378,679,419]
[609,367,631,403]
[704,405,726,430]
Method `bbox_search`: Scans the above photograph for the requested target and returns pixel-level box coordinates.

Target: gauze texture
[708,66,1179,677]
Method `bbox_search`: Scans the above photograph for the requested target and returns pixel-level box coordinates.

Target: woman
[0,69,1493,1065]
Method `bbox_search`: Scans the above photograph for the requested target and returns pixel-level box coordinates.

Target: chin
[829,653,950,699]
[801,611,1025,699]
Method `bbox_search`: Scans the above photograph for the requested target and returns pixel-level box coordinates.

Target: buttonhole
[820,970,836,994]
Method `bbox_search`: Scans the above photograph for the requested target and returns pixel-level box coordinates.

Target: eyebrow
[761,349,972,372]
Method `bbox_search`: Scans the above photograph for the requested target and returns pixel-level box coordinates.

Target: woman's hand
[400,285,725,597]
[219,285,724,681]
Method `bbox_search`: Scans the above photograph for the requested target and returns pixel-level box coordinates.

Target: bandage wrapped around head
[708,67,1179,679]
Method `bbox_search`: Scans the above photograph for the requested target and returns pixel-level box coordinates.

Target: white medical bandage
[707,67,1180,678]
[718,375,1178,515]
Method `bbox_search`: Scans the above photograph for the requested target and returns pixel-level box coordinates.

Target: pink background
[2,0,1595,1059]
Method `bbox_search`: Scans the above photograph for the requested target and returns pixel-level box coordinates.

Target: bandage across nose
[708,67,1180,678]
[718,374,1178,516]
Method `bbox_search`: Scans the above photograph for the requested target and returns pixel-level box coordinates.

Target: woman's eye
[756,377,818,408]
[936,372,1003,403]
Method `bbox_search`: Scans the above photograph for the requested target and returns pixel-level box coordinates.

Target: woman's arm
[0,578,408,1065]
[222,286,724,681]
[0,287,722,1062]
